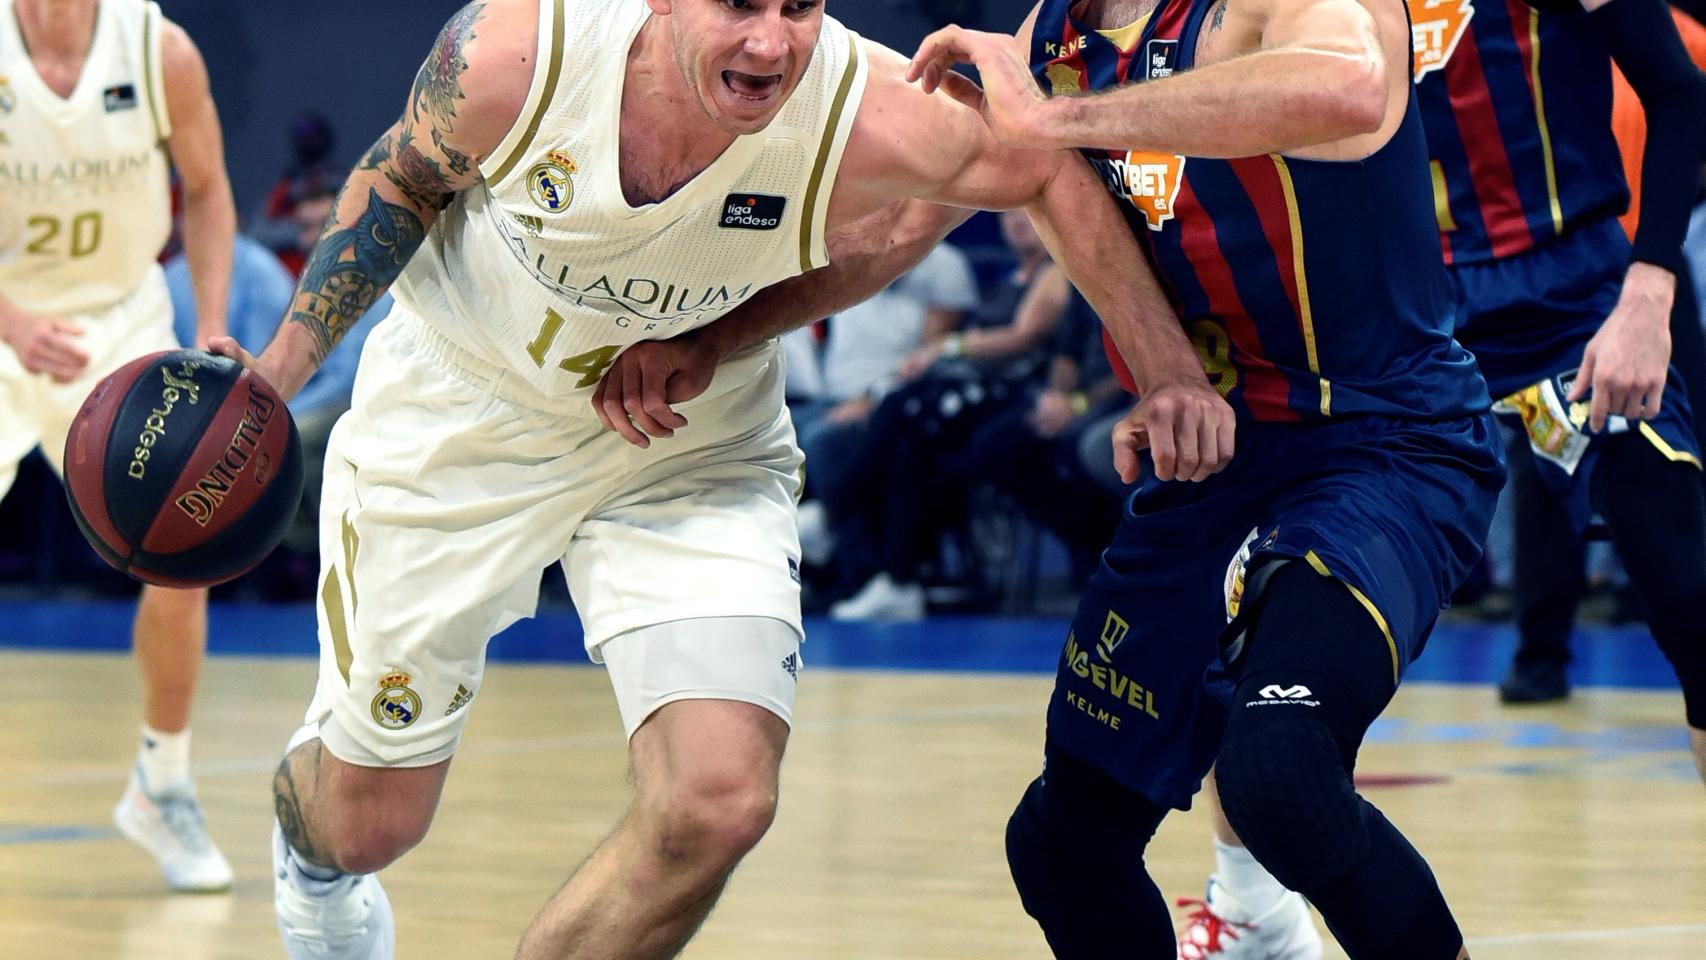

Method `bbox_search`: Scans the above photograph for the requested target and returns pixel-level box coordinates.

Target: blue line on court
[0,600,1685,691]
[0,824,117,846]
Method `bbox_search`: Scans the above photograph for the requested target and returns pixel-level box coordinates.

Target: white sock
[137,723,191,792]
[292,855,345,884]
[1214,838,1288,917]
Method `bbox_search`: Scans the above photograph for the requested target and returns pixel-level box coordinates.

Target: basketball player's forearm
[1025,157,1203,393]
[271,167,435,386]
[695,201,967,361]
[179,181,236,344]
[1037,48,1385,156]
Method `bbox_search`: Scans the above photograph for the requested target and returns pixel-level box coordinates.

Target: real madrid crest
[0,75,15,114]
[527,149,577,213]
[371,671,422,729]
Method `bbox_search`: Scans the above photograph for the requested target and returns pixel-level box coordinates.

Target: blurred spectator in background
[792,243,978,564]
[268,169,343,277]
[781,326,825,411]
[826,211,1068,620]
[249,112,342,271]
[955,291,1126,586]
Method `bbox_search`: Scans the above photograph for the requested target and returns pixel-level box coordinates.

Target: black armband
[1594,0,1706,274]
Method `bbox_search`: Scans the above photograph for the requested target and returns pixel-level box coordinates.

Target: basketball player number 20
[526,307,621,387]
[25,212,104,259]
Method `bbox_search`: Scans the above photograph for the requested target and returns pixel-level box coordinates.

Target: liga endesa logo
[719,194,786,230]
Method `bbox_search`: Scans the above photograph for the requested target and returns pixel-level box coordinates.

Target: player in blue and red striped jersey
[1175,0,1706,954]
[908,0,1503,955]
[1418,0,1706,711]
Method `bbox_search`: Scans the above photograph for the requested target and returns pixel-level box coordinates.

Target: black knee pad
[1594,439,1706,728]
[1005,750,1177,959]
[1640,590,1706,729]
[1005,775,1052,917]
[1217,712,1370,896]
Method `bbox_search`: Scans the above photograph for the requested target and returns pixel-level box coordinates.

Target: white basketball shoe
[274,822,394,959]
[112,763,233,892]
[1176,877,1323,960]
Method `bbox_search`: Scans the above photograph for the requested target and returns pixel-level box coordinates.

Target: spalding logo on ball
[63,349,305,588]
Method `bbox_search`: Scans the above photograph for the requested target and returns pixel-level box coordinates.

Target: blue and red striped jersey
[1030,0,1488,423]
[1409,0,1627,264]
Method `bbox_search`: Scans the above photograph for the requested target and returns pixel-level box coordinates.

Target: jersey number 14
[526,307,620,387]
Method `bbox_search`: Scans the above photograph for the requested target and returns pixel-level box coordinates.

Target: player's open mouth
[722,70,782,101]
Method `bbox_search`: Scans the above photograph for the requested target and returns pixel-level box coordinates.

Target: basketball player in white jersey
[0,0,236,891]
[208,0,1231,955]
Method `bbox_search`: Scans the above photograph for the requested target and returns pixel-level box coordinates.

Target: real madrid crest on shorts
[371,671,422,729]
[0,75,15,114]
[526,149,577,213]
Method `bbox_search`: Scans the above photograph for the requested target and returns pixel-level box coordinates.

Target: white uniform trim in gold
[396,0,868,411]
[0,0,172,315]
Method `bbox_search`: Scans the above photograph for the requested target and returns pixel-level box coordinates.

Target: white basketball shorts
[0,266,177,496]
[305,306,806,767]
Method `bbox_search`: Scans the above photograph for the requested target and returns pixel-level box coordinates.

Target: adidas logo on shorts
[780,652,799,682]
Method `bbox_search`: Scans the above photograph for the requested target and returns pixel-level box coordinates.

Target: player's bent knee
[302,783,437,875]
[1216,716,1369,896]
[322,814,431,875]
[281,742,447,875]
[649,774,779,870]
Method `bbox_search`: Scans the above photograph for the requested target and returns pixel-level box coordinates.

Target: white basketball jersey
[393,0,868,403]
[0,0,173,315]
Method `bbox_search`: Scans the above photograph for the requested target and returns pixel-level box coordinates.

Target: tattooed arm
[212,0,536,399]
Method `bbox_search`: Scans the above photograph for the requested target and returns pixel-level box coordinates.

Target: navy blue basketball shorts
[1042,413,1504,810]
[1454,215,1702,529]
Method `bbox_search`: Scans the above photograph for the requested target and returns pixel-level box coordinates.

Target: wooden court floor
[0,650,1701,958]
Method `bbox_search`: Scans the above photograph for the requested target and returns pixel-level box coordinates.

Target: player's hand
[0,309,88,383]
[1568,262,1674,432]
[591,336,716,448]
[1111,381,1236,483]
[906,25,1049,146]
[205,336,300,403]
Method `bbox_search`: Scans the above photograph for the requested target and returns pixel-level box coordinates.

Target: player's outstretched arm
[835,42,1232,481]
[589,199,971,446]
[909,0,1401,160]
[1564,0,1706,429]
[160,20,236,349]
[212,0,534,399]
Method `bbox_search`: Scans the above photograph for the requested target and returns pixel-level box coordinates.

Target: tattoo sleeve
[286,187,425,363]
[412,3,483,132]
[281,2,485,366]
